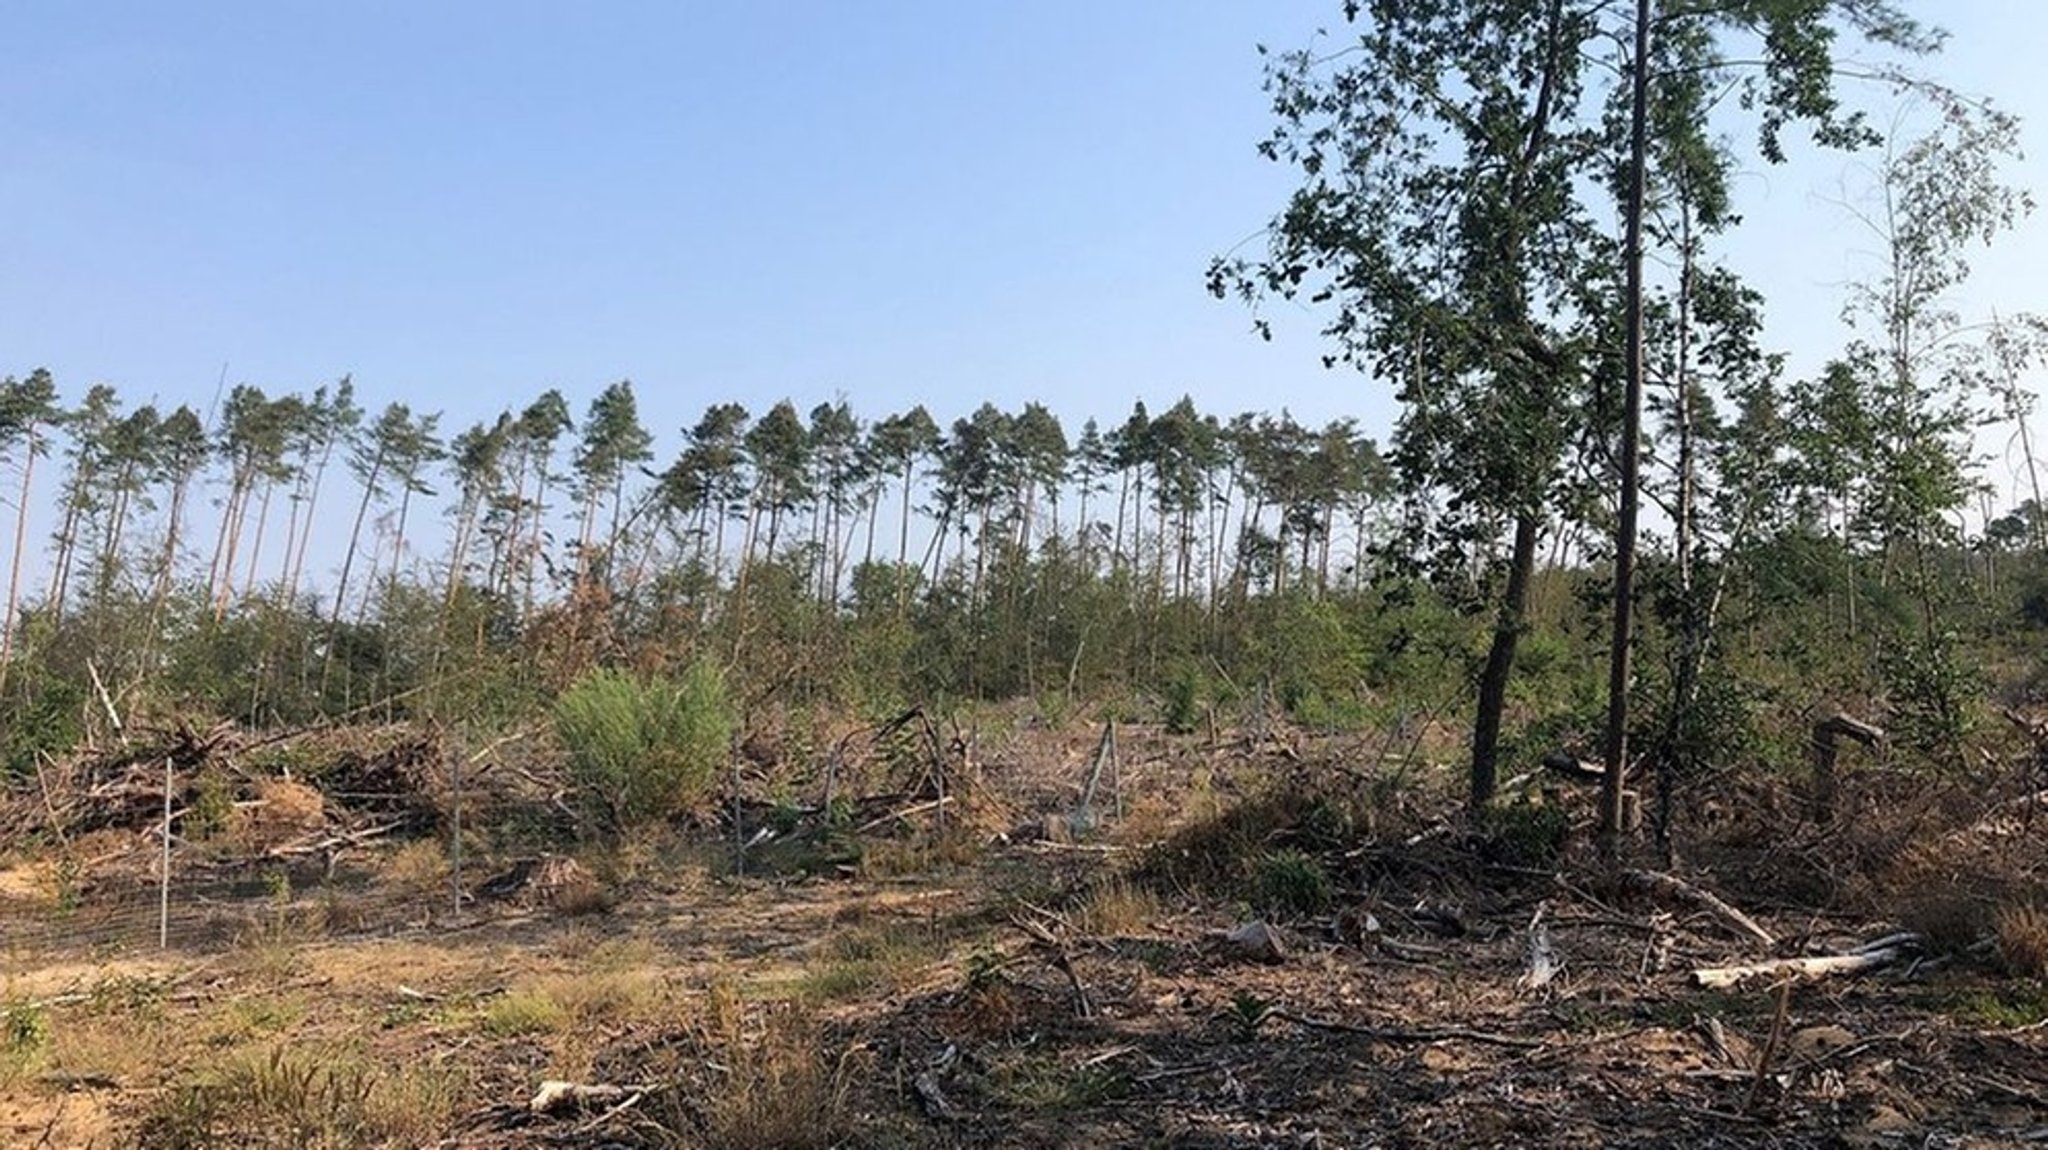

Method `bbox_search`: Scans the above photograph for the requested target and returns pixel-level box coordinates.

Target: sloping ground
[3,718,2045,1147]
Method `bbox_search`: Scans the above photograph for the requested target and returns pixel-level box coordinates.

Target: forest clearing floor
[3,719,2046,1147]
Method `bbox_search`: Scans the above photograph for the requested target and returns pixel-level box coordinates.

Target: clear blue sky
[0,2,2041,490]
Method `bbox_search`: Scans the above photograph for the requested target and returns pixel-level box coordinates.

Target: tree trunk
[1470,511,1541,812]
[1599,0,1652,855]
[322,448,386,692]
[0,424,44,690]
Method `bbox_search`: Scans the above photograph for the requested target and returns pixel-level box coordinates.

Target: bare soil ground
[3,721,2045,1148]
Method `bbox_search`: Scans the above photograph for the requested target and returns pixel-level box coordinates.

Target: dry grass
[795,920,944,1004]
[135,1042,464,1150]
[1996,903,2048,978]
[380,838,452,896]
[1070,877,1161,937]
[650,981,867,1150]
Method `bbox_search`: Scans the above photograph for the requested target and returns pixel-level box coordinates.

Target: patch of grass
[796,921,941,1003]
[481,989,570,1037]
[987,1050,1132,1113]
[136,1043,463,1150]
[0,999,48,1084]
[1136,785,1355,901]
[204,995,307,1047]
[648,982,866,1150]
[381,839,451,896]
[1070,878,1161,937]
[1944,983,2048,1028]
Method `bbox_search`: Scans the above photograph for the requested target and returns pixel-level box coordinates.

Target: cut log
[1691,933,1921,989]
[1627,870,1775,948]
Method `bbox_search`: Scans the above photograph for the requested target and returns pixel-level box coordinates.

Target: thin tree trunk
[1471,511,1542,812]
[1599,0,1652,855]
[322,448,386,691]
[0,424,44,690]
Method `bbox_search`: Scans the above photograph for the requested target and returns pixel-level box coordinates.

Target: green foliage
[554,660,735,830]
[1879,631,1982,770]
[1160,660,1206,735]
[1225,991,1274,1042]
[1250,849,1333,918]
[0,677,84,780]
[1,1000,47,1057]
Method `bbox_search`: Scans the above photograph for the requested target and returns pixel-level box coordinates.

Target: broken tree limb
[1811,712,1885,822]
[1690,933,1922,989]
[1627,869,1775,949]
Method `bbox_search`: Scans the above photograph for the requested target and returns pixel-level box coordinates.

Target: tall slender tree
[0,370,60,688]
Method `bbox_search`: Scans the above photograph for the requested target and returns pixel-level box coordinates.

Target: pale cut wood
[1691,934,1920,989]
[1627,869,1776,948]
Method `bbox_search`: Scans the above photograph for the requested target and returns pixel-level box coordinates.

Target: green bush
[1250,849,1334,918]
[554,661,735,829]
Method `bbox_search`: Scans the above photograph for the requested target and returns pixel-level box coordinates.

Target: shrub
[554,660,735,830]
[1251,849,1333,918]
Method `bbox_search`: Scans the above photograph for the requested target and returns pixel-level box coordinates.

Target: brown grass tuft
[1996,903,2048,978]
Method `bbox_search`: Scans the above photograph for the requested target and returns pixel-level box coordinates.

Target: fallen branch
[1273,1010,1544,1050]
[1627,870,1775,948]
[1691,933,1921,989]
[856,795,952,834]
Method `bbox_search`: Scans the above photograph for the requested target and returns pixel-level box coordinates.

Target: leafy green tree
[325,402,433,688]
[512,389,574,614]
[806,400,863,600]
[1214,0,1935,813]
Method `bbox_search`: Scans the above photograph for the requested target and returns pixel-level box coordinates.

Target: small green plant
[1161,664,1204,735]
[1251,849,1333,918]
[1225,990,1273,1041]
[186,766,238,841]
[2,1000,48,1057]
[554,659,736,830]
